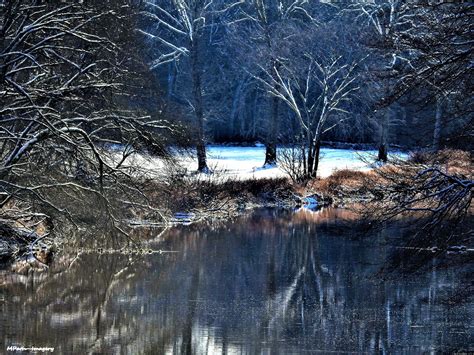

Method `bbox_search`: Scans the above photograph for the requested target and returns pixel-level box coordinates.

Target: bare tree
[233,0,319,166]
[365,153,473,245]
[385,3,473,151]
[258,55,360,181]
[139,0,242,172]
[277,145,306,184]
[350,0,415,161]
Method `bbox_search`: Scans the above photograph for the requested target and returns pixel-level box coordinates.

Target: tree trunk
[191,39,208,172]
[305,139,321,181]
[432,96,443,151]
[378,109,389,162]
[307,147,314,179]
[312,140,321,178]
[251,89,259,139]
[264,60,280,167]
[264,91,279,166]
[378,36,391,163]
[231,78,245,138]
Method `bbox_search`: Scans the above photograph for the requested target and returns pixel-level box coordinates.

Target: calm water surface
[1,208,472,354]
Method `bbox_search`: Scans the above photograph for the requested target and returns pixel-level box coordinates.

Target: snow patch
[109,145,407,181]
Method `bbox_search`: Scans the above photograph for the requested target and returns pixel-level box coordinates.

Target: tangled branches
[0,1,180,257]
[366,152,473,242]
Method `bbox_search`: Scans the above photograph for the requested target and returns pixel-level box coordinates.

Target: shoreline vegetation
[1,146,471,273]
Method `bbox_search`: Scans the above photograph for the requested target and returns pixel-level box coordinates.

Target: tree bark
[306,139,321,179]
[312,139,321,179]
[307,147,314,178]
[191,39,208,172]
[231,78,245,137]
[378,109,389,162]
[304,139,321,181]
[432,96,443,151]
[251,89,259,139]
[378,33,391,163]
[264,87,279,166]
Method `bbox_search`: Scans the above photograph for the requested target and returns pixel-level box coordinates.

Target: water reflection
[1,208,472,354]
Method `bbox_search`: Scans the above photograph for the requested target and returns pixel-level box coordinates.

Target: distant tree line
[140,0,472,171]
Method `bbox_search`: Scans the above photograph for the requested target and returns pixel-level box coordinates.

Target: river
[1,208,472,354]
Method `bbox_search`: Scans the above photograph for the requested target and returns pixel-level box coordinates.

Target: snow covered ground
[181,145,406,179]
[120,145,407,180]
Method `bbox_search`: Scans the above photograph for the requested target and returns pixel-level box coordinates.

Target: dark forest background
[136,0,473,151]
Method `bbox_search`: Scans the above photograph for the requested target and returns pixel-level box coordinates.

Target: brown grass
[309,149,473,203]
[409,149,472,175]
[307,169,371,200]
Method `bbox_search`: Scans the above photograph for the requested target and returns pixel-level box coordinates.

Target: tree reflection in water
[1,208,472,353]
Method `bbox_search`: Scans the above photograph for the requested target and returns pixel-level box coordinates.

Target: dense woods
[138,0,473,159]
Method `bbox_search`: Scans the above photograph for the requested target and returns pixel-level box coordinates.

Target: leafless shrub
[278,146,308,184]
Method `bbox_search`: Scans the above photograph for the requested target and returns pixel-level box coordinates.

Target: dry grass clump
[356,150,472,241]
[312,150,472,200]
[303,149,472,207]
[308,169,371,200]
[409,149,472,175]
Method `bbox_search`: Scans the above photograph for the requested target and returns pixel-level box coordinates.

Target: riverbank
[0,166,377,269]
[0,148,471,271]
[0,171,353,269]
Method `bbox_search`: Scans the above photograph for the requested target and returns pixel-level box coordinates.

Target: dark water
[1,208,472,354]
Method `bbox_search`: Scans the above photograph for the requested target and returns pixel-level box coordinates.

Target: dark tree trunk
[378,37,391,163]
[307,147,314,178]
[312,140,321,178]
[378,143,388,162]
[378,109,389,162]
[191,39,208,172]
[250,89,259,138]
[231,78,245,137]
[264,88,279,166]
[305,139,321,181]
